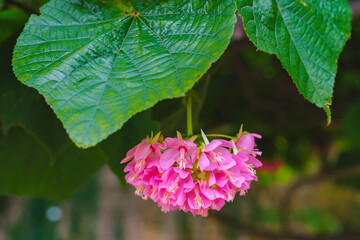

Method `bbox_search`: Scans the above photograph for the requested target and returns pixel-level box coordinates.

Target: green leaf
[0,127,103,201]
[13,0,237,148]
[236,0,352,118]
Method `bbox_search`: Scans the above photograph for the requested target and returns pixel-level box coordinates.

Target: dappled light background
[1,0,360,239]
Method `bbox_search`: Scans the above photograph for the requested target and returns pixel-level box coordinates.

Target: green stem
[186,92,193,136]
[206,134,234,140]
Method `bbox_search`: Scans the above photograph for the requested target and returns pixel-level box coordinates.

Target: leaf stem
[186,92,193,136]
[206,134,234,140]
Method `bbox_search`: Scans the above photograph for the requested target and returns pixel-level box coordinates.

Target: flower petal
[236,133,261,150]
[120,145,137,163]
[163,137,182,148]
[134,142,151,160]
[211,199,225,211]
[204,140,223,152]
[208,172,216,186]
[246,155,263,168]
[198,152,211,170]
[216,139,233,148]
[159,148,179,170]
[176,191,186,205]
[174,168,190,178]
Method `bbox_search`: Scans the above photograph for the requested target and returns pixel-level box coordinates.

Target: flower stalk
[186,92,193,136]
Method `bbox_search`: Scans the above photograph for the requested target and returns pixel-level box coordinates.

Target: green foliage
[236,0,352,123]
[258,165,294,185]
[293,208,341,234]
[0,35,105,201]
[5,199,61,240]
[0,127,103,201]
[0,37,69,154]
[12,0,237,148]
[335,150,360,188]
[0,9,28,44]
[253,207,281,226]
[344,102,360,145]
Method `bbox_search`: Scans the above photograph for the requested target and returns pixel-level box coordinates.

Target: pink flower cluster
[121,130,262,217]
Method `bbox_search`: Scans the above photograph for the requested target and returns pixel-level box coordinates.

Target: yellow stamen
[162,192,171,204]
[194,196,203,208]
[212,152,224,164]
[169,181,179,192]
[135,158,145,171]
[128,172,138,182]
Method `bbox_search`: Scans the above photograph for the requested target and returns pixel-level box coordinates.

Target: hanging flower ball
[121,128,262,217]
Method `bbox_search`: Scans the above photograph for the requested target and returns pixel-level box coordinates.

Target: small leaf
[236,0,352,117]
[13,0,237,148]
[323,104,331,126]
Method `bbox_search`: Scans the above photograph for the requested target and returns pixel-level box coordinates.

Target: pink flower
[186,183,212,216]
[235,133,261,150]
[231,154,258,191]
[198,130,235,171]
[159,137,197,170]
[121,133,162,173]
[157,167,194,211]
[121,129,262,217]
[141,165,163,200]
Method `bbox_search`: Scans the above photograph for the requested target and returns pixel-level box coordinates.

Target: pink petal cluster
[121,131,262,217]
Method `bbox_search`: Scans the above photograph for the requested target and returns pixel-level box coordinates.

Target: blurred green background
[0,0,360,239]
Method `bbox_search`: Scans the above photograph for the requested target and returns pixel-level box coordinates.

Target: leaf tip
[323,103,332,126]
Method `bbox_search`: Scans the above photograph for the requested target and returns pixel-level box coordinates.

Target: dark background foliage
[0,0,360,239]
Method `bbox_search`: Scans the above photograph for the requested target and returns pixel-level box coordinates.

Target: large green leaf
[236,0,352,122]
[0,127,103,201]
[13,0,237,148]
